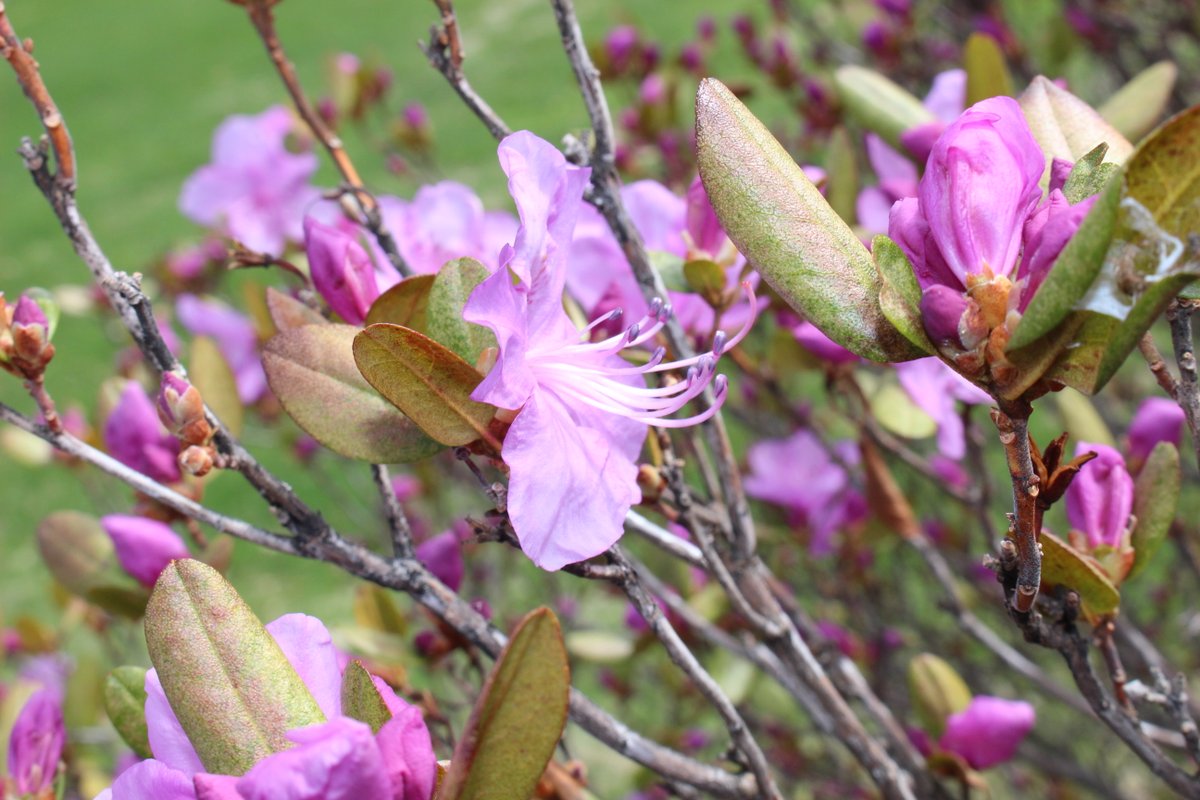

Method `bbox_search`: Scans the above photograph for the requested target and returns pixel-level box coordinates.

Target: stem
[991,408,1042,613]
[1168,299,1200,469]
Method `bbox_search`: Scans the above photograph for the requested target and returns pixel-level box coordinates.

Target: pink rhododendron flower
[939,696,1035,770]
[176,295,267,404]
[744,431,865,555]
[1065,442,1134,550]
[888,96,1098,346]
[7,689,65,795]
[464,132,749,570]
[95,614,435,800]
[303,217,379,325]
[179,106,320,256]
[379,182,517,276]
[105,381,182,484]
[1127,397,1186,463]
[101,515,191,588]
[894,357,991,460]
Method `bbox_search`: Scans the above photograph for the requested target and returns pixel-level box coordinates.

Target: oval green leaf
[833,66,934,151]
[144,560,326,775]
[104,666,153,759]
[908,654,971,739]
[191,336,243,438]
[873,236,934,355]
[1019,76,1133,183]
[696,78,923,363]
[426,258,497,363]
[353,324,498,448]
[367,274,436,330]
[439,608,570,800]
[1127,441,1180,580]
[263,323,443,463]
[1039,529,1120,615]
[1098,61,1178,143]
[964,32,1014,104]
[341,660,394,735]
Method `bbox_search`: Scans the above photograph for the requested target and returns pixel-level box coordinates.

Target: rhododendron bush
[5,0,1200,798]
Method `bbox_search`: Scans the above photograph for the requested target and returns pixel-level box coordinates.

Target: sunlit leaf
[833,65,935,151]
[908,654,971,739]
[367,274,435,330]
[341,661,393,735]
[190,336,243,438]
[695,78,924,363]
[438,608,569,800]
[1019,76,1133,183]
[263,324,442,462]
[963,33,1014,104]
[1098,61,1178,143]
[353,324,497,448]
[144,560,325,775]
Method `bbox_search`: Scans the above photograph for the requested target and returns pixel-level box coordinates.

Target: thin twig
[1168,299,1200,469]
[420,0,512,142]
[0,7,74,186]
[372,463,415,559]
[624,510,706,569]
[992,408,1042,613]
[1139,332,1181,400]
[240,1,411,277]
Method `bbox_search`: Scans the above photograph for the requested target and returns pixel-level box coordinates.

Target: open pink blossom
[895,357,992,460]
[7,688,65,795]
[939,696,1035,770]
[1065,442,1134,550]
[380,182,517,276]
[464,132,751,570]
[179,106,320,256]
[176,295,266,404]
[95,614,435,800]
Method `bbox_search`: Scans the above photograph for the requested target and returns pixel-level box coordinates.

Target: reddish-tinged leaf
[266,287,326,331]
[367,274,435,330]
[1040,529,1120,615]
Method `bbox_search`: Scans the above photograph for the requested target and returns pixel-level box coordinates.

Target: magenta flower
[179,107,320,256]
[895,357,992,460]
[96,614,436,800]
[105,381,182,484]
[176,295,266,404]
[7,689,65,795]
[791,320,859,365]
[889,97,1098,348]
[303,217,379,325]
[415,529,464,592]
[939,696,1035,770]
[1065,442,1134,550]
[101,515,191,589]
[744,431,865,555]
[464,132,748,570]
[1128,397,1186,463]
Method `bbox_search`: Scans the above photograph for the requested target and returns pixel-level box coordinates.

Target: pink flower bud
[11,294,52,365]
[402,102,428,130]
[100,514,191,588]
[7,689,64,795]
[1065,442,1134,550]
[303,217,380,325]
[639,73,667,106]
[604,25,638,69]
[12,294,48,333]
[156,373,209,444]
[416,530,464,591]
[1128,397,1186,462]
[696,16,716,41]
[939,696,1034,770]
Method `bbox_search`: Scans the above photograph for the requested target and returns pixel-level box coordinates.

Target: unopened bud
[156,373,212,446]
[179,445,215,477]
[10,294,55,369]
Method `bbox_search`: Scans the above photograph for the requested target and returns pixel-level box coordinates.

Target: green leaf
[1127,442,1180,580]
[823,126,859,225]
[650,250,689,293]
[426,258,497,363]
[104,667,153,759]
[341,661,394,735]
[682,259,727,306]
[1098,61,1178,143]
[870,383,936,440]
[1007,172,1121,351]
[366,274,436,330]
[1062,143,1119,205]
[1019,77,1134,180]
[353,324,498,448]
[908,654,971,739]
[439,608,569,800]
[85,584,151,619]
[1052,389,1115,448]
[873,236,934,355]
[963,33,1014,104]
[695,78,924,363]
[565,630,634,663]
[144,560,326,775]
[1039,530,1120,615]
[190,336,243,438]
[266,287,326,331]
[36,511,115,597]
[832,66,934,151]
[263,323,442,463]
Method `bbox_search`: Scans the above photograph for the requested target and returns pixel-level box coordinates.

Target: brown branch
[371,463,415,559]
[240,2,411,277]
[1168,299,1200,469]
[0,7,74,186]
[420,0,512,142]
[1139,332,1181,400]
[991,408,1042,613]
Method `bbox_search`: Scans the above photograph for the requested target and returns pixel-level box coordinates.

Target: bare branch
[0,7,74,185]
[421,0,512,142]
[1168,299,1200,469]
[372,463,415,559]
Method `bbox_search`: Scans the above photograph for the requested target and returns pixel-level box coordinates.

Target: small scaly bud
[179,445,215,477]
[156,373,213,446]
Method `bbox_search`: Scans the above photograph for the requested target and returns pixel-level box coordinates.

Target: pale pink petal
[143,670,205,776]
[236,718,389,800]
[376,705,437,800]
[265,614,342,720]
[108,759,197,800]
